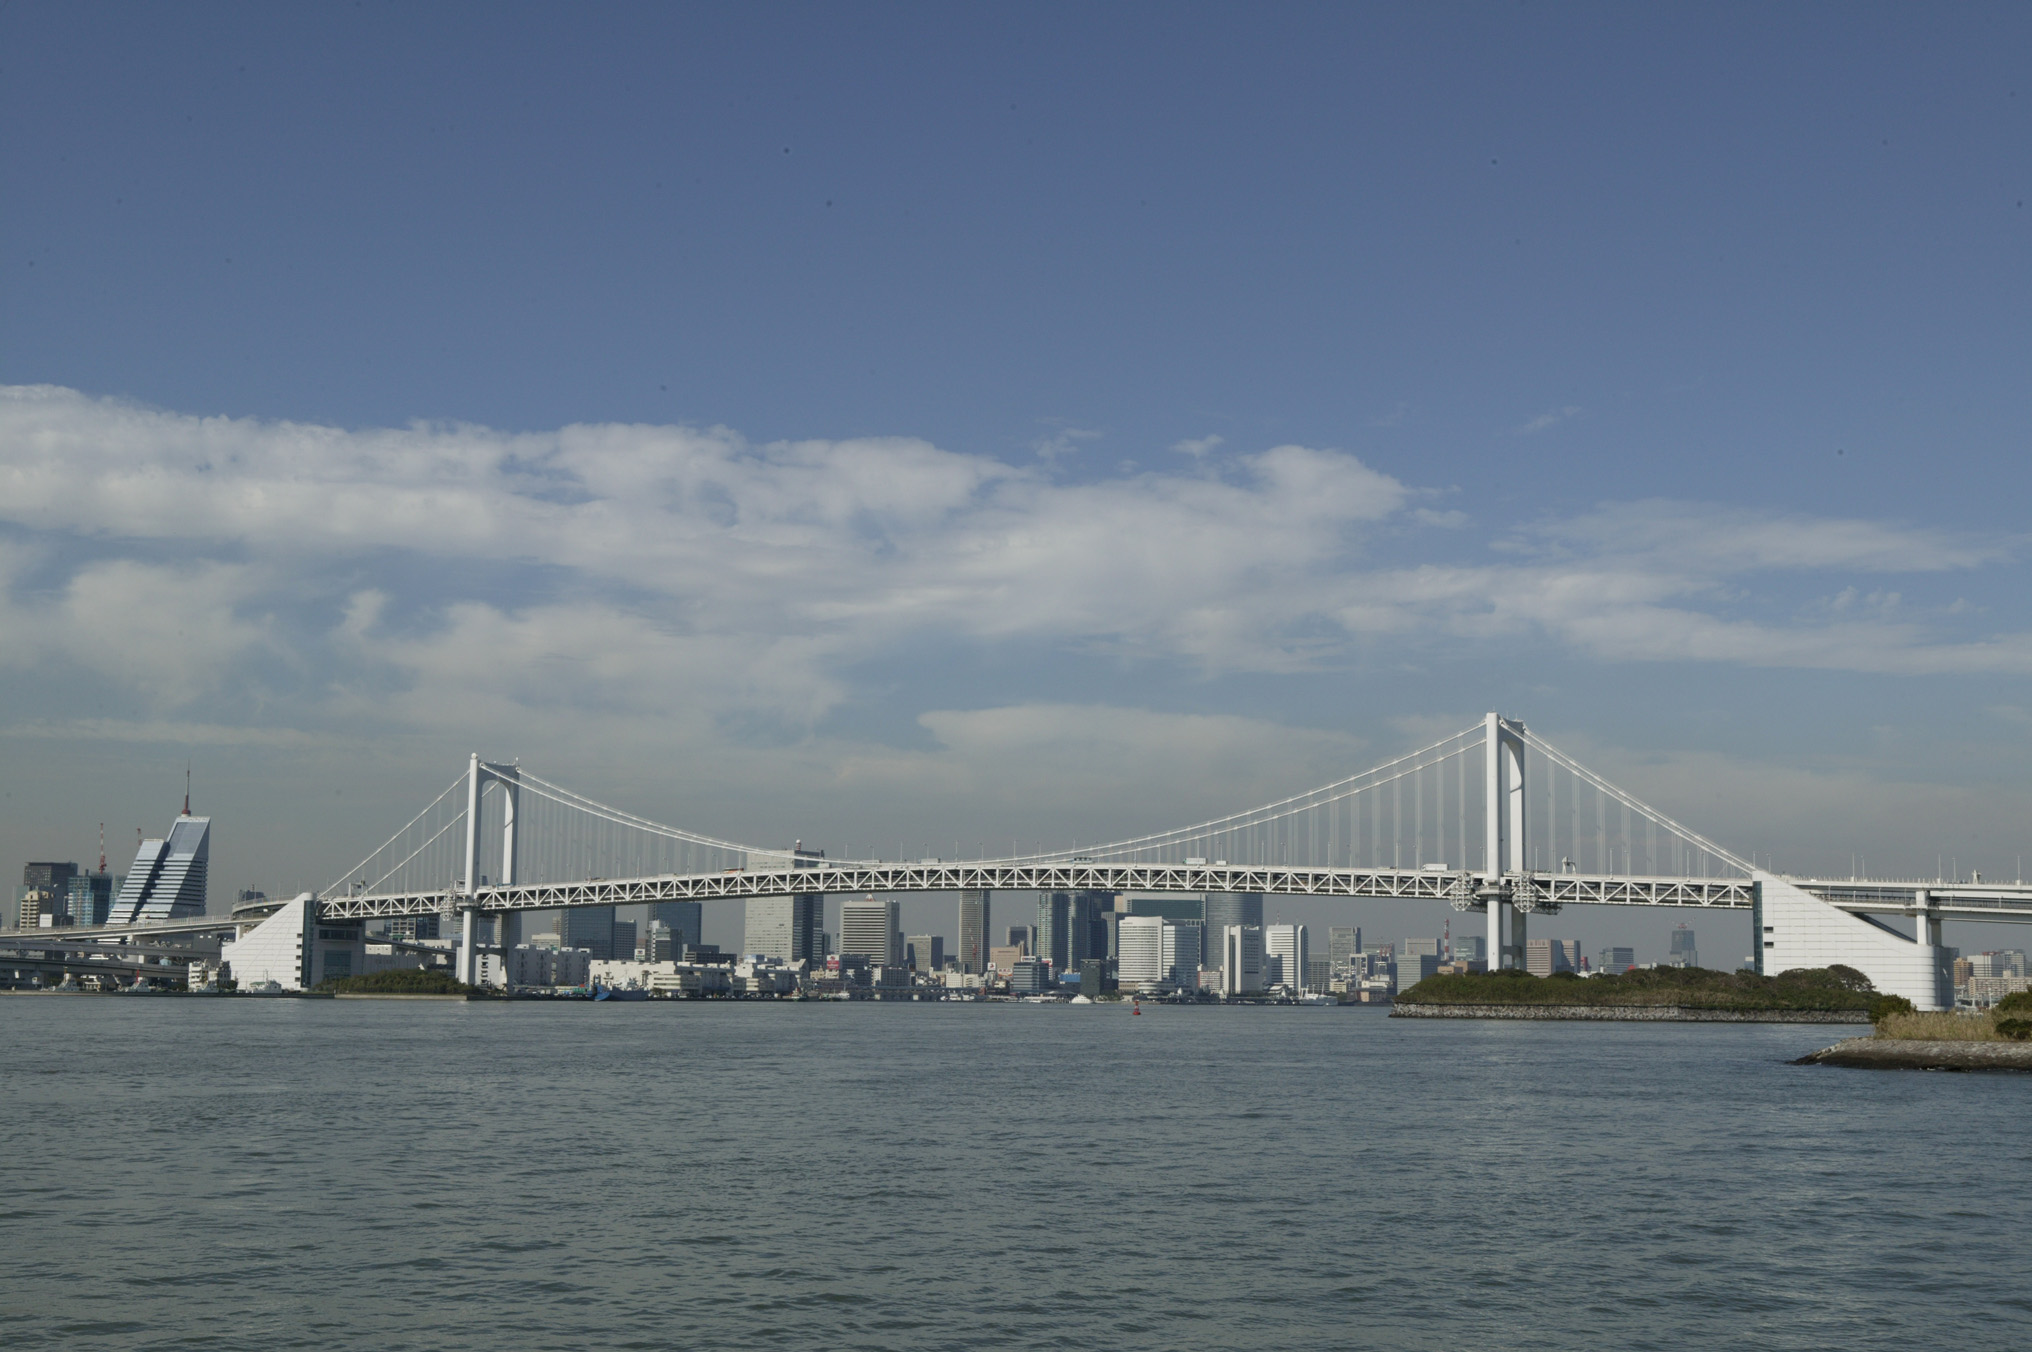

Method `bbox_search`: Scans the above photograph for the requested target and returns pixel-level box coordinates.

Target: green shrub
[1996,1018,2032,1043]
[1393,963,1871,1011]
[316,967,472,995]
[1777,965,1876,993]
[1869,994,1915,1024]
[1993,990,2032,1018]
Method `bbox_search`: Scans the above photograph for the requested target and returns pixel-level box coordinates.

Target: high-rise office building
[109,812,211,923]
[905,933,944,970]
[17,890,57,928]
[23,861,79,899]
[1117,915,1165,991]
[1668,925,1698,969]
[611,919,638,961]
[742,845,825,962]
[1526,937,1576,977]
[1036,892,1070,971]
[1265,923,1310,992]
[559,905,616,960]
[1069,891,1110,969]
[1328,926,1363,976]
[744,894,822,962]
[1006,924,1036,954]
[958,890,991,975]
[1163,921,1203,990]
[1454,934,1487,965]
[1117,893,1205,924]
[65,872,114,927]
[388,914,441,941]
[1598,946,1636,974]
[1397,951,1441,992]
[1202,893,1263,969]
[647,901,703,952]
[841,897,902,966]
[1221,924,1263,996]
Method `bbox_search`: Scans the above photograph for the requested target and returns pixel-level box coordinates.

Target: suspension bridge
[11,714,2031,1006]
[298,713,2025,1008]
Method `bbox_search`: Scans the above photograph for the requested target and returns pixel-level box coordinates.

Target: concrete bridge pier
[1486,896,1526,971]
[456,906,477,986]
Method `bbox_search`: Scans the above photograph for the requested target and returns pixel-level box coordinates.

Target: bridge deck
[11,867,2028,944]
[314,862,1761,920]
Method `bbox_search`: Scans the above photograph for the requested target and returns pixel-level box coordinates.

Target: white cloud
[1516,405,1581,434]
[0,384,2027,762]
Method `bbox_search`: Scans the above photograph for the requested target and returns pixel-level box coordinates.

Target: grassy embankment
[1395,965,1874,1012]
[1876,990,2032,1043]
[315,968,476,996]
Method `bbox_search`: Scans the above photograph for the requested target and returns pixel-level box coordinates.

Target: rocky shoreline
[1392,1003,1867,1023]
[1793,1037,2032,1072]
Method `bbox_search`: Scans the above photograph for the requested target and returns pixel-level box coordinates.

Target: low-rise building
[733,958,799,996]
[499,944,592,989]
[1008,956,1051,994]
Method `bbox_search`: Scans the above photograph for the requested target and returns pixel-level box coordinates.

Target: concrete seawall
[1392,1004,1868,1023]
[1795,1037,2032,1071]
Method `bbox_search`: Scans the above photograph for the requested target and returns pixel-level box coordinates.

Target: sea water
[2,998,2025,1350]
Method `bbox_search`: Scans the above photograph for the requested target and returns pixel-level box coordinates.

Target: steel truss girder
[314,864,1757,921]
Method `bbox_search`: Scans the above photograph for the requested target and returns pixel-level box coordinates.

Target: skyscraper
[1668,925,1698,968]
[841,897,902,965]
[1036,892,1070,970]
[1221,924,1263,996]
[1117,893,1205,924]
[1265,923,1310,992]
[23,861,79,898]
[740,844,825,962]
[1162,921,1203,990]
[905,934,943,970]
[1118,915,1165,990]
[559,905,616,960]
[1201,893,1263,968]
[65,871,114,927]
[1328,926,1363,976]
[109,812,210,923]
[1525,937,1575,977]
[1069,891,1110,968]
[647,900,703,952]
[958,889,992,975]
[744,894,822,962]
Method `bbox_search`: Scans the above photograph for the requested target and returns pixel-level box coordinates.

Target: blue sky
[3,3,2030,957]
